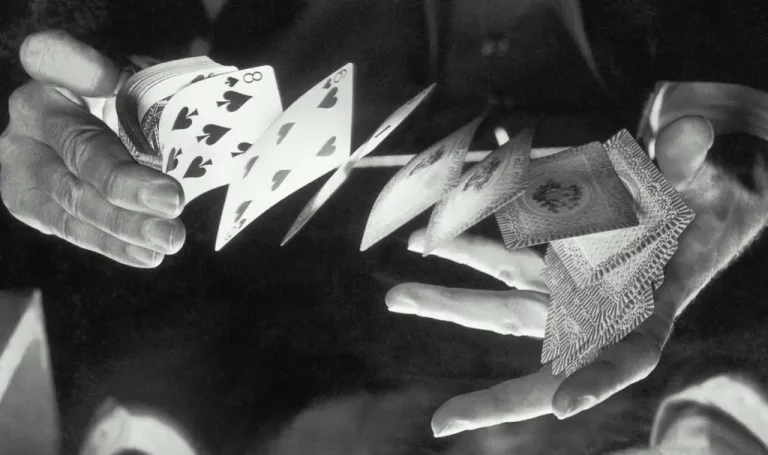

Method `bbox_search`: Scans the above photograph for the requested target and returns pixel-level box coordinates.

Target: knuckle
[105,206,127,237]
[54,209,75,242]
[101,164,127,205]
[51,168,85,214]
[7,84,31,117]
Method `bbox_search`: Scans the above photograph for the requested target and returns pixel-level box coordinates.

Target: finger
[20,30,120,97]
[11,189,164,268]
[27,140,185,254]
[551,313,672,419]
[32,93,184,218]
[655,115,714,192]
[431,368,564,437]
[385,282,549,338]
[408,229,548,293]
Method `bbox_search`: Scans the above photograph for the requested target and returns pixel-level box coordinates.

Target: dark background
[2,0,768,453]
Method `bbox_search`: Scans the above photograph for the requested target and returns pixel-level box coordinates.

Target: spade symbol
[243,156,259,178]
[167,148,182,172]
[271,170,291,190]
[172,107,198,130]
[234,200,252,222]
[323,78,332,89]
[318,87,338,109]
[197,124,231,145]
[225,77,239,87]
[183,156,212,178]
[232,142,252,157]
[276,123,294,145]
[316,136,337,157]
[216,90,252,112]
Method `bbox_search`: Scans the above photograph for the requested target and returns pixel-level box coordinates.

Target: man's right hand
[0,30,186,268]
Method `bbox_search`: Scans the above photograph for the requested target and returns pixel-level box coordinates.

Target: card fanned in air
[423,118,535,254]
[359,115,485,251]
[215,64,356,250]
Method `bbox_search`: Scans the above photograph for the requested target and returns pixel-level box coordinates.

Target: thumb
[20,30,121,97]
[654,115,714,192]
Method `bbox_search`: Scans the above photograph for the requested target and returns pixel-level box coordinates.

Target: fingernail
[141,183,182,217]
[554,395,596,420]
[385,292,418,314]
[126,245,162,267]
[434,421,466,438]
[142,219,182,253]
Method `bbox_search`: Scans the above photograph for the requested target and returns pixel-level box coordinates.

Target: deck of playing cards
[118,57,695,378]
[117,57,436,250]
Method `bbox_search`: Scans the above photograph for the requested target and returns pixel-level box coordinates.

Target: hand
[385,115,718,437]
[0,30,186,267]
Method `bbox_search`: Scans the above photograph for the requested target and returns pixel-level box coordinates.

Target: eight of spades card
[157,66,283,204]
[215,63,355,250]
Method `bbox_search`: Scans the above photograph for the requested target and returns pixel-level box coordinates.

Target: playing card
[423,117,535,253]
[214,64,355,250]
[550,130,695,288]
[281,84,436,245]
[495,141,640,250]
[359,115,485,251]
[158,66,283,203]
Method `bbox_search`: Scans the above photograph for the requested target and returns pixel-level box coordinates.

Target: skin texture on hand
[0,30,186,267]
[384,115,768,437]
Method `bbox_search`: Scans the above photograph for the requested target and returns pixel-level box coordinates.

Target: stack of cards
[540,130,694,376]
[117,57,436,250]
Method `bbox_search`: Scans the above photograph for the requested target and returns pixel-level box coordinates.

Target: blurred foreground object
[80,399,198,455]
[0,290,60,455]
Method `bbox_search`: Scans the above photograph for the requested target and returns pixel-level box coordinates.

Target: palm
[386,116,717,437]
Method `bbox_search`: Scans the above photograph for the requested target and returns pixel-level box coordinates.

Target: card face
[423,119,535,253]
[214,64,355,250]
[550,130,695,288]
[495,142,640,250]
[281,84,437,246]
[157,66,283,203]
[359,115,485,251]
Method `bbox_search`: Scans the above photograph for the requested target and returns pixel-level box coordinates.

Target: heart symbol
[225,77,238,87]
[276,123,294,145]
[167,147,182,172]
[234,200,252,222]
[232,142,252,157]
[172,107,198,130]
[316,136,336,157]
[216,90,252,112]
[271,170,290,190]
[318,87,338,109]
[183,156,212,178]
[243,156,259,178]
[196,124,231,145]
